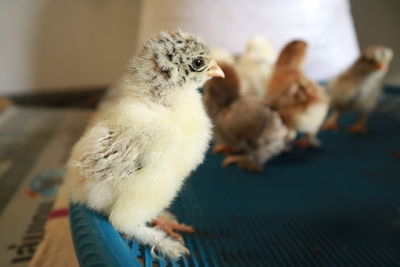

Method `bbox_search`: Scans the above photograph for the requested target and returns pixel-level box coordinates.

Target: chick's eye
[191,58,205,70]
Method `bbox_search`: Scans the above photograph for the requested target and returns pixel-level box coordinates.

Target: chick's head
[276,40,307,70]
[245,35,276,62]
[361,45,393,71]
[131,31,224,94]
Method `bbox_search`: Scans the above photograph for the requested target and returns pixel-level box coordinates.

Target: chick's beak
[207,60,225,78]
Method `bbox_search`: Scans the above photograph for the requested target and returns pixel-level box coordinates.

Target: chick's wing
[69,123,150,182]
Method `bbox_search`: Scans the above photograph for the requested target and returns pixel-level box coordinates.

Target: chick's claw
[293,137,311,149]
[293,135,320,149]
[213,144,236,155]
[222,155,262,172]
[347,121,367,134]
[152,216,194,243]
[157,238,190,259]
[322,121,339,131]
[322,111,340,131]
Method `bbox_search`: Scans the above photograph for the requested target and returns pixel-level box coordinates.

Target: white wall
[0,0,398,96]
[0,0,140,96]
[137,0,359,83]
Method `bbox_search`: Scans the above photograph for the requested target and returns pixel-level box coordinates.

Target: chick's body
[69,89,210,219]
[324,45,393,133]
[204,63,288,171]
[266,40,329,147]
[66,31,224,259]
[237,36,276,97]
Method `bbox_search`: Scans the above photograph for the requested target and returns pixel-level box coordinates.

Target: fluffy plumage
[66,31,223,259]
[204,62,289,172]
[237,35,276,97]
[323,45,393,133]
[266,40,329,147]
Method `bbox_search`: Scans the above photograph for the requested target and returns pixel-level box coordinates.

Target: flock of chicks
[66,31,393,260]
[204,37,393,172]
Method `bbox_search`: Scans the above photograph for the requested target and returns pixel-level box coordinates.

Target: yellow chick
[238,35,276,97]
[66,31,224,259]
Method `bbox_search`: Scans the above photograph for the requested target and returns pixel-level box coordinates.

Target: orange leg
[213,144,237,155]
[222,155,262,172]
[322,110,340,131]
[293,136,311,149]
[347,114,367,134]
[293,134,321,149]
[152,216,194,243]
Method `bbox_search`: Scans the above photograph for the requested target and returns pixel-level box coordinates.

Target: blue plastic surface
[70,90,400,267]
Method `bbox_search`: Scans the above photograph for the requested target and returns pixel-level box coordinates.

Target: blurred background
[0,1,399,266]
[0,0,399,97]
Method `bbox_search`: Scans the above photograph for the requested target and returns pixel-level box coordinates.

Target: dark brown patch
[103,150,118,159]
[96,166,111,173]
[167,53,173,61]
[101,135,112,142]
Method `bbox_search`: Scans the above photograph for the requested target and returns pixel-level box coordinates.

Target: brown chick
[204,63,289,172]
[322,45,393,133]
[266,40,329,148]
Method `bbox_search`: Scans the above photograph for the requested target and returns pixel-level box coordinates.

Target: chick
[266,40,329,148]
[237,35,276,97]
[66,31,224,259]
[204,62,289,172]
[322,45,393,133]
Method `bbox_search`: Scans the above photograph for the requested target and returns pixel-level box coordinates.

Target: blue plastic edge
[69,203,141,267]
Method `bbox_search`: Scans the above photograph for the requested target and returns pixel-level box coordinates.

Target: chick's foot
[321,111,340,131]
[293,137,311,149]
[213,144,237,155]
[152,216,194,243]
[293,135,320,149]
[347,120,366,134]
[321,121,339,131]
[222,155,262,172]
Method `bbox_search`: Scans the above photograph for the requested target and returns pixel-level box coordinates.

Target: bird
[237,35,276,97]
[266,40,329,148]
[66,31,224,259]
[322,45,393,133]
[203,60,289,172]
